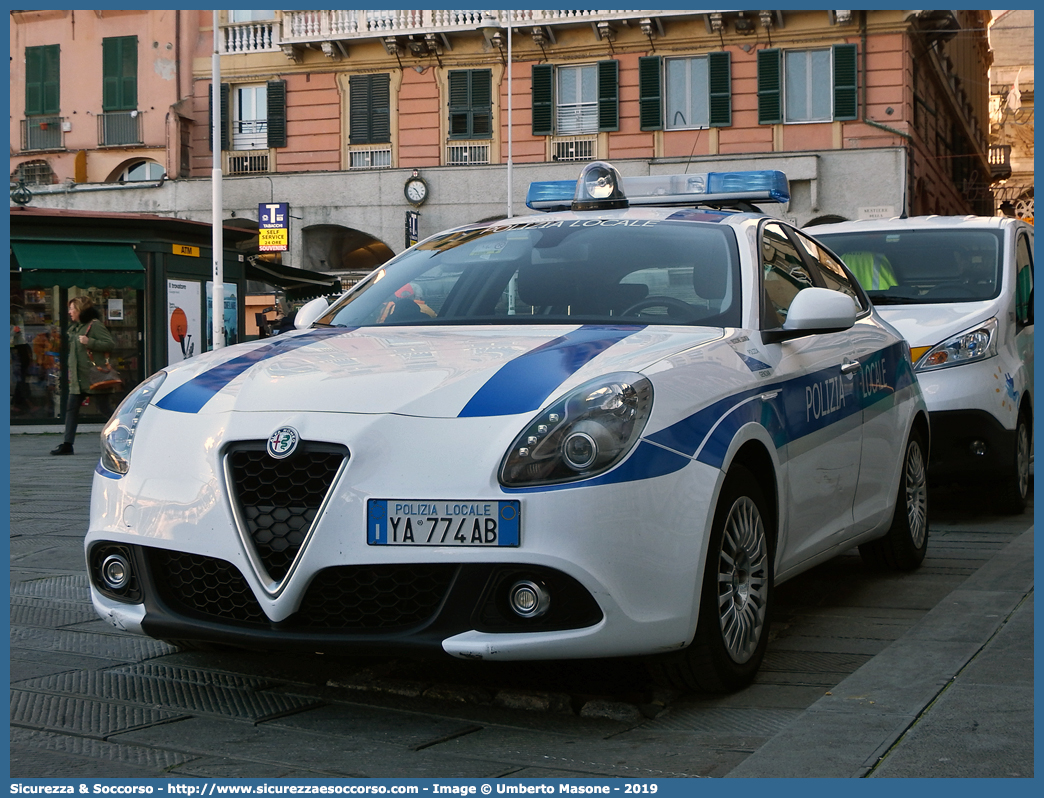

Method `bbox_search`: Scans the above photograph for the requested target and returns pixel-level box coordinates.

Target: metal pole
[211,10,225,350]
[506,11,513,219]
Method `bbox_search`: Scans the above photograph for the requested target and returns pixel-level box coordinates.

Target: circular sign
[267,426,300,459]
[404,176,429,206]
[170,307,188,342]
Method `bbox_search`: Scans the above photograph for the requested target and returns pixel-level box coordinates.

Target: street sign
[259,202,289,252]
[405,210,419,248]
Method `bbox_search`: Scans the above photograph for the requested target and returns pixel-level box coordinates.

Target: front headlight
[100,371,167,475]
[914,317,998,372]
[499,373,653,488]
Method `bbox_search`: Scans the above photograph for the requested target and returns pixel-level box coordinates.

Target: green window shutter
[102,37,137,111]
[448,70,471,138]
[350,74,390,144]
[470,69,492,138]
[266,79,287,148]
[26,45,60,116]
[371,73,390,142]
[638,56,662,131]
[208,82,230,151]
[833,43,858,121]
[757,48,782,125]
[349,75,370,143]
[708,51,732,127]
[532,64,553,136]
[597,59,619,132]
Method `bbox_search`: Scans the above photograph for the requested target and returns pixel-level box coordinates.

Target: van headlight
[100,372,167,475]
[499,373,652,487]
[914,318,998,372]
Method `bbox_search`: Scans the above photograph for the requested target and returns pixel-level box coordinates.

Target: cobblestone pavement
[9,432,1033,779]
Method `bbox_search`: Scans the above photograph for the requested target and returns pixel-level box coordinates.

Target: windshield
[815,229,1003,304]
[318,219,742,327]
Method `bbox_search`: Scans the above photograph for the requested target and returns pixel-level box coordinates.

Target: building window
[448,69,491,139]
[639,53,731,131]
[25,44,60,117]
[102,36,137,112]
[11,160,57,186]
[233,84,268,150]
[209,80,286,152]
[118,160,165,182]
[757,45,857,125]
[532,61,618,136]
[349,74,390,145]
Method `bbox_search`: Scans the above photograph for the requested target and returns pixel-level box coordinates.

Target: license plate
[367,500,520,546]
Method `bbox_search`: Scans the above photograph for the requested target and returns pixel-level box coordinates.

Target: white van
[812,216,1034,514]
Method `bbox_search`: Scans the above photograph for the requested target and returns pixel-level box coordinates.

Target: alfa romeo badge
[267,426,300,459]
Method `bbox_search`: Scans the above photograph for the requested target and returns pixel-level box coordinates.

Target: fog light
[101,553,131,591]
[508,579,550,618]
[970,440,987,456]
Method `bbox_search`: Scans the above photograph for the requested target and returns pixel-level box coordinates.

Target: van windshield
[317,219,743,327]
[815,229,1004,304]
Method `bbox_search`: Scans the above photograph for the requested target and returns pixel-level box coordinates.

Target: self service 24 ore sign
[258,202,289,252]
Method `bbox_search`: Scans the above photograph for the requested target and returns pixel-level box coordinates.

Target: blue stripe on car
[512,341,911,491]
[156,327,355,414]
[458,325,645,417]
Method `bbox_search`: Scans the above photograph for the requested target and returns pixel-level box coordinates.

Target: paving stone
[11,689,188,737]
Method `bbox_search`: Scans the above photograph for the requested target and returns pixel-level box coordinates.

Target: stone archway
[302,224,395,285]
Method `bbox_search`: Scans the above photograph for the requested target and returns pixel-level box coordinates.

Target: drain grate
[11,727,196,770]
[19,667,322,723]
[10,690,186,737]
[761,650,871,674]
[642,706,800,734]
[11,574,91,601]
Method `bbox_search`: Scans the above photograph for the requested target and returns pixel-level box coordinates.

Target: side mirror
[764,287,857,343]
[294,296,331,330]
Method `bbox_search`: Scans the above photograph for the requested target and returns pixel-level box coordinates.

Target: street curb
[724,524,1034,778]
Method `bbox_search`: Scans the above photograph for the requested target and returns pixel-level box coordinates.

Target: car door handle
[841,360,861,375]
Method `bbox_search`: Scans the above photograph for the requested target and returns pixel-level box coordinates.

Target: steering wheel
[622,296,695,318]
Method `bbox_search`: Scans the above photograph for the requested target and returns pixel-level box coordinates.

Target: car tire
[858,427,929,571]
[995,410,1031,515]
[647,465,773,693]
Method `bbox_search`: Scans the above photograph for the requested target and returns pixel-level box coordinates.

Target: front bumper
[927,409,1016,482]
[85,407,721,660]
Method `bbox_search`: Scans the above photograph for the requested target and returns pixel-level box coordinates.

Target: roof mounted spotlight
[707,12,724,33]
[831,10,853,25]
[572,161,628,212]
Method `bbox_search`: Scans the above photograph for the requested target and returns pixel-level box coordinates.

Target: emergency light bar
[526,161,791,212]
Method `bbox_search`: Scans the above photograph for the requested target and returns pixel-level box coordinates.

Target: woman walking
[51,296,115,456]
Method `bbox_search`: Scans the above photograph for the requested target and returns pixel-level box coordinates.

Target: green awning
[12,241,146,289]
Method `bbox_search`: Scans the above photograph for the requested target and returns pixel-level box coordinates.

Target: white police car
[813,216,1033,514]
[87,162,929,693]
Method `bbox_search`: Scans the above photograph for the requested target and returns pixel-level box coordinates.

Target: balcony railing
[98,111,144,147]
[277,9,684,51]
[446,141,490,166]
[348,146,392,169]
[225,150,271,175]
[222,19,277,53]
[21,117,64,151]
[989,144,1012,180]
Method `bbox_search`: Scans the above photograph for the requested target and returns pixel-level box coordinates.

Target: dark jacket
[68,306,115,395]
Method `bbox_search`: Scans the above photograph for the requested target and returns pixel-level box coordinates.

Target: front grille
[296,565,458,630]
[150,549,267,625]
[146,546,455,632]
[226,442,347,582]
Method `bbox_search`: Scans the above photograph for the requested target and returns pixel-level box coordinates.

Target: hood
[875,301,998,347]
[154,324,723,419]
